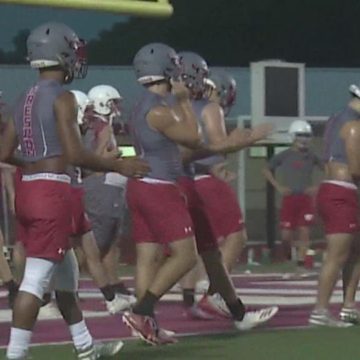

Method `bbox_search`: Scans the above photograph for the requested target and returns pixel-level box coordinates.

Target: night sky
[0,4,126,50]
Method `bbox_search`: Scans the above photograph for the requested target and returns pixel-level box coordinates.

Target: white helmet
[289,120,312,135]
[349,84,360,98]
[87,85,122,117]
[70,90,89,125]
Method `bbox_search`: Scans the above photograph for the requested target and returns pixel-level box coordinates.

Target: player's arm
[55,91,150,178]
[184,102,271,162]
[0,119,23,167]
[341,120,360,180]
[3,168,15,213]
[262,154,291,195]
[148,102,201,149]
[95,125,118,158]
[148,80,201,148]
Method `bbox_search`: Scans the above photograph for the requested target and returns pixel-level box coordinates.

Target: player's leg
[0,228,18,307]
[7,257,56,359]
[339,238,360,323]
[295,195,315,268]
[88,216,136,311]
[102,242,121,288]
[279,195,296,261]
[296,226,311,267]
[123,180,197,344]
[310,234,353,326]
[196,176,246,273]
[192,176,278,328]
[135,242,164,300]
[7,178,73,359]
[220,229,247,273]
[54,249,123,359]
[310,182,358,327]
[12,241,26,282]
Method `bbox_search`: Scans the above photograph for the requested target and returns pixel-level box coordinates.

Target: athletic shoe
[76,341,124,359]
[309,309,353,328]
[339,307,360,325]
[76,345,96,360]
[6,353,30,360]
[106,294,137,314]
[185,304,216,320]
[157,328,178,345]
[198,293,231,318]
[131,327,176,339]
[94,340,124,357]
[234,306,279,331]
[122,311,160,345]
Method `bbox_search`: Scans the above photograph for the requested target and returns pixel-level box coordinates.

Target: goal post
[0,0,174,17]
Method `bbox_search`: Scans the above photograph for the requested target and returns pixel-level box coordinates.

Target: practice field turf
[2,263,359,359]
[2,327,360,360]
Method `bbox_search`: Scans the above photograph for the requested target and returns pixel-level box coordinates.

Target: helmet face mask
[208,69,237,116]
[87,85,122,125]
[178,51,209,99]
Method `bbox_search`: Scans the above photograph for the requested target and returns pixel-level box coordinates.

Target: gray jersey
[323,106,360,164]
[268,148,321,194]
[81,114,124,218]
[13,79,65,162]
[82,115,117,177]
[129,89,183,181]
[191,99,225,175]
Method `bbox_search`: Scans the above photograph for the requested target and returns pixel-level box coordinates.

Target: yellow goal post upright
[0,0,174,18]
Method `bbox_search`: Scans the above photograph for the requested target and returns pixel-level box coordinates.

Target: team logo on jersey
[292,160,305,169]
[304,214,314,221]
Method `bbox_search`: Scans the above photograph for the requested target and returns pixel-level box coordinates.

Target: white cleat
[309,309,353,328]
[339,307,360,325]
[76,341,124,360]
[106,294,137,314]
[94,340,124,358]
[234,306,279,331]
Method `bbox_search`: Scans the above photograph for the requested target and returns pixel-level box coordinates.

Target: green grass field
[2,327,360,360]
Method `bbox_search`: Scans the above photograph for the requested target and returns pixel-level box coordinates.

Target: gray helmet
[178,51,209,98]
[27,22,87,83]
[209,69,237,116]
[133,43,180,84]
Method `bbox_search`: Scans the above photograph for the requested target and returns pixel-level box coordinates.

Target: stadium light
[0,0,174,18]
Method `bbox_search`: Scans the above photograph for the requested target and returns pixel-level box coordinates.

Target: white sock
[6,327,32,359]
[69,320,93,351]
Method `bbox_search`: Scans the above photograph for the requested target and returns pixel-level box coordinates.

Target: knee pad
[53,249,79,292]
[19,257,56,300]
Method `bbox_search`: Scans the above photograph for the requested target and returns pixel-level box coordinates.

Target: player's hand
[171,79,190,100]
[277,185,292,195]
[228,128,252,148]
[251,123,273,142]
[113,157,150,178]
[104,147,120,159]
[211,162,236,183]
